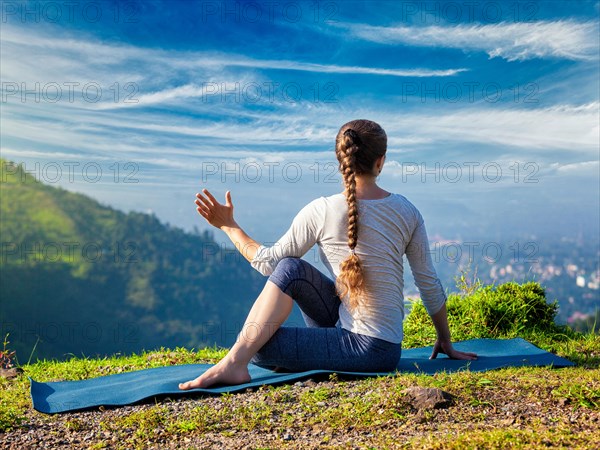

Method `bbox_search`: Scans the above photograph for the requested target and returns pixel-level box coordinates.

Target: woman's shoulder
[379,192,424,224]
[388,192,415,207]
[359,191,418,209]
[310,193,346,208]
[303,193,342,207]
[296,194,339,217]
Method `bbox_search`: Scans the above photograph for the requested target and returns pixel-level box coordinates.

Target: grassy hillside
[0,160,87,275]
[0,158,266,361]
[1,282,598,448]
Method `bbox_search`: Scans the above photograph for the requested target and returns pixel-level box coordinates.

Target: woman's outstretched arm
[195,189,260,262]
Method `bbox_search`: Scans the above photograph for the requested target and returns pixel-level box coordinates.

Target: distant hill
[0,159,270,361]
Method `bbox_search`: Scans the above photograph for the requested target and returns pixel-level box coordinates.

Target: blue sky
[1,0,599,248]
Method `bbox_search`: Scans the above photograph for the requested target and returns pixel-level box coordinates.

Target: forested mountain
[0,159,268,361]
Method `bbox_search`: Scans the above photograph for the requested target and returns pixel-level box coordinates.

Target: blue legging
[249,257,402,372]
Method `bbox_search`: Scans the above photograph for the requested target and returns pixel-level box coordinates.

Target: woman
[179,119,476,390]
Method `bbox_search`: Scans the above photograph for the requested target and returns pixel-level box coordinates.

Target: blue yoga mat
[30,338,573,414]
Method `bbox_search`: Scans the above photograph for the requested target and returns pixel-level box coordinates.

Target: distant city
[402,234,600,325]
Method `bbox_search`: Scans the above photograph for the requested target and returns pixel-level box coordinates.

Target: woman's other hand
[429,339,478,360]
[195,189,236,230]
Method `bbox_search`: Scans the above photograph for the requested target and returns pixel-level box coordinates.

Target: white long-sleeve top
[250,192,447,344]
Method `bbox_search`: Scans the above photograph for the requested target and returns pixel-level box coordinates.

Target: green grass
[2,345,598,448]
[1,281,599,448]
[0,345,227,433]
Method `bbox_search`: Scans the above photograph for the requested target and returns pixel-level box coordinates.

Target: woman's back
[315,192,446,344]
[251,191,447,344]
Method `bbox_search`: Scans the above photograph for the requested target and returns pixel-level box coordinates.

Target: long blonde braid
[334,120,387,310]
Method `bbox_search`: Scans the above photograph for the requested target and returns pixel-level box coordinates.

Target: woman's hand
[195,189,236,230]
[429,305,477,361]
[430,339,478,360]
[195,189,261,262]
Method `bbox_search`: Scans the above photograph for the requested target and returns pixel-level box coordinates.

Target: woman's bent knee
[267,257,305,291]
[272,257,304,275]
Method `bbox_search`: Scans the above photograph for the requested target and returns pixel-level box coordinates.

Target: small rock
[401,386,455,410]
[283,433,293,440]
[0,367,23,379]
[294,381,305,387]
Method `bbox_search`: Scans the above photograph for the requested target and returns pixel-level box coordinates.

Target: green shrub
[403,281,559,348]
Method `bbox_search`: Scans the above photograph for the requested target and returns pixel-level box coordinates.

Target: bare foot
[178,358,251,390]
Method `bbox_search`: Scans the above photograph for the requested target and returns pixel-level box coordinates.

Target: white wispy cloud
[384,102,600,152]
[335,20,600,61]
[197,57,467,77]
[0,23,465,91]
